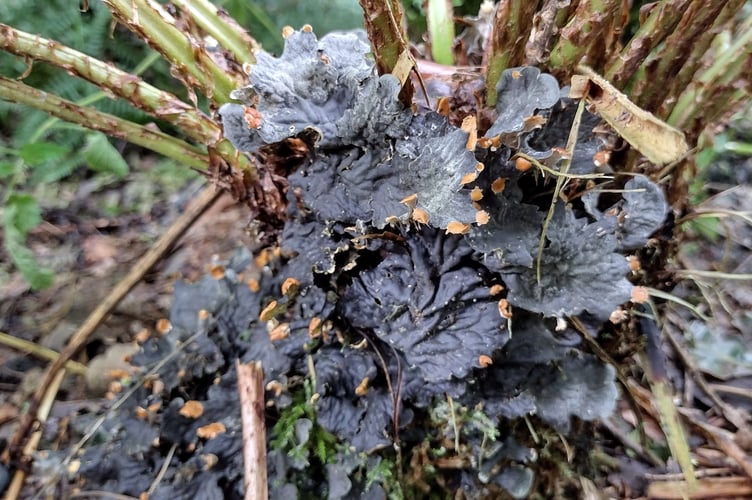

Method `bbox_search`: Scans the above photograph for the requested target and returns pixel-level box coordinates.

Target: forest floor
[1,135,752,498]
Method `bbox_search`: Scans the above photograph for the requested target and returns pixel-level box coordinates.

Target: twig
[70,492,139,499]
[4,370,66,500]
[569,316,655,459]
[638,306,697,490]
[6,185,222,493]
[366,335,405,484]
[147,443,177,495]
[236,360,268,500]
[0,331,87,376]
[663,311,750,430]
[709,384,752,401]
[645,467,734,481]
[677,407,752,480]
[647,476,752,499]
[602,417,664,468]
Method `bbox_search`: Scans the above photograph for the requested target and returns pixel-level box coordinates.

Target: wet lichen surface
[51,30,671,498]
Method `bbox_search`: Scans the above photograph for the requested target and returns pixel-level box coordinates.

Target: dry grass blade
[3,370,65,500]
[640,308,697,491]
[0,332,87,376]
[677,407,752,480]
[648,477,752,499]
[535,94,585,285]
[573,66,689,165]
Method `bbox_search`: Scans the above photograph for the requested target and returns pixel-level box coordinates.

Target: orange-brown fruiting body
[156,318,172,335]
[498,298,513,318]
[478,354,493,368]
[281,277,300,295]
[478,136,502,149]
[446,221,470,235]
[461,171,478,185]
[631,286,649,304]
[436,97,451,116]
[461,115,478,150]
[308,317,322,338]
[135,329,150,344]
[475,210,490,225]
[179,400,204,419]
[355,377,369,396]
[197,422,226,439]
[491,178,506,193]
[515,157,533,172]
[627,255,641,272]
[400,193,418,207]
[593,150,610,167]
[269,323,290,341]
[243,107,262,129]
[412,208,429,225]
[259,300,278,321]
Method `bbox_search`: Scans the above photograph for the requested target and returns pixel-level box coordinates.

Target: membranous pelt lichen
[72,28,670,499]
[217,27,670,497]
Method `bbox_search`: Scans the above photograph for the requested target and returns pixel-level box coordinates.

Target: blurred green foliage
[218,0,364,54]
[0,0,177,288]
